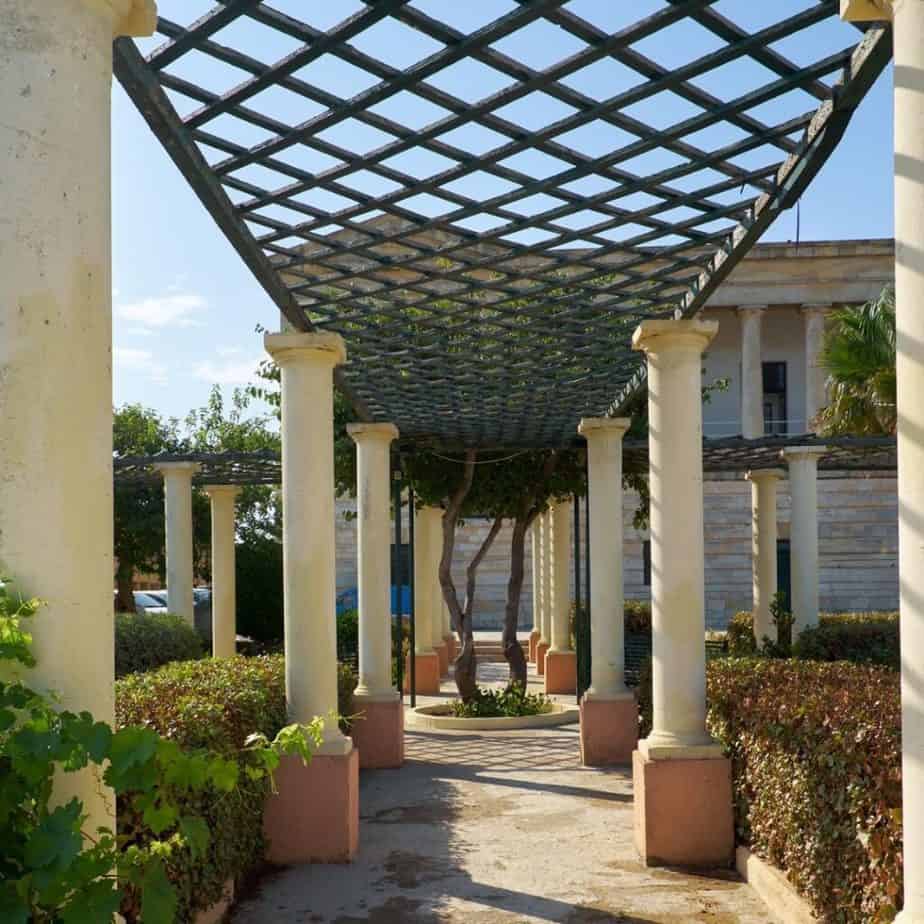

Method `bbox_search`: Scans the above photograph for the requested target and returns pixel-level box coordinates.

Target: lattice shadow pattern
[116,2,890,448]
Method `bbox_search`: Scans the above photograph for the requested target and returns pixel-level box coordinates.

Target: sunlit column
[549,499,573,652]
[203,485,241,658]
[738,306,766,439]
[745,470,783,644]
[803,304,831,431]
[155,462,200,625]
[0,0,156,840]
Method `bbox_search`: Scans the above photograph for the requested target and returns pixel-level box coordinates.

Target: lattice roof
[115,3,891,448]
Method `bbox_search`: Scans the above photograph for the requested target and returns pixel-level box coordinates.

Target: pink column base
[536,641,549,675]
[528,629,541,663]
[544,649,576,694]
[632,749,734,868]
[264,749,359,864]
[403,650,441,695]
[350,696,404,769]
[580,696,639,766]
[434,641,449,677]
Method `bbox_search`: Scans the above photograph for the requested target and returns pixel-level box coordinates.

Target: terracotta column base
[544,649,577,694]
[580,695,638,766]
[264,748,359,864]
[528,629,541,662]
[350,694,404,769]
[434,640,449,677]
[536,641,550,675]
[633,748,733,868]
[403,650,441,695]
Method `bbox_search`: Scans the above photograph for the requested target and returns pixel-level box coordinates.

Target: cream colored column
[413,506,438,653]
[842,2,920,916]
[203,486,241,659]
[442,598,452,642]
[265,332,350,754]
[430,519,444,647]
[579,418,632,699]
[803,305,831,431]
[531,519,542,635]
[0,0,155,839]
[549,500,573,652]
[348,423,399,699]
[540,511,552,645]
[738,306,766,439]
[154,462,200,625]
[745,470,783,644]
[781,446,826,636]
[633,320,720,757]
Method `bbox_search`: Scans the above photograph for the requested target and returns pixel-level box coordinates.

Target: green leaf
[178,816,210,859]
[0,882,29,924]
[142,799,179,836]
[108,725,158,775]
[60,879,121,924]
[68,712,113,764]
[209,757,239,793]
[140,859,178,924]
[23,799,83,872]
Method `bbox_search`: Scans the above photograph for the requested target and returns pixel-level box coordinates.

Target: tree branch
[464,514,504,622]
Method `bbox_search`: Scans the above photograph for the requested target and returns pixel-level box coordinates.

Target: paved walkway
[232,659,771,924]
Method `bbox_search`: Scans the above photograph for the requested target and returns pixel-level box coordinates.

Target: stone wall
[335,472,899,631]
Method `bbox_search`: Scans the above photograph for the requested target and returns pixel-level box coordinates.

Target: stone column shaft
[579,418,632,699]
[803,305,830,431]
[204,485,240,659]
[265,332,349,753]
[413,506,439,653]
[632,319,719,756]
[0,0,156,839]
[540,511,552,644]
[746,470,783,644]
[531,520,542,635]
[549,500,573,652]
[782,447,826,636]
[348,423,399,699]
[155,462,200,625]
[739,307,766,439]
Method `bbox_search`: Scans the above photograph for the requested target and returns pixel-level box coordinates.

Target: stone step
[472,640,528,663]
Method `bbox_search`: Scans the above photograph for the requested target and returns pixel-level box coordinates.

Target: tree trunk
[115,561,135,614]
[504,516,529,689]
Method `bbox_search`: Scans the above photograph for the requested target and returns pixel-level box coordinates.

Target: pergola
[5,0,924,913]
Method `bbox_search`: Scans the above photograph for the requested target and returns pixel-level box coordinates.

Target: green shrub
[338,661,356,732]
[795,611,899,669]
[448,686,552,718]
[708,659,901,922]
[727,611,757,656]
[624,599,651,634]
[116,655,351,921]
[336,608,359,664]
[235,537,283,642]
[115,611,204,678]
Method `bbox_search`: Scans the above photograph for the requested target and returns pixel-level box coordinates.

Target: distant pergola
[115,3,891,448]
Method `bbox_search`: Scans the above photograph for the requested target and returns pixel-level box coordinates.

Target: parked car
[132,591,168,616]
[193,588,212,641]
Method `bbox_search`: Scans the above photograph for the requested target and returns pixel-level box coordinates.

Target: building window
[762,361,787,435]
[643,540,651,587]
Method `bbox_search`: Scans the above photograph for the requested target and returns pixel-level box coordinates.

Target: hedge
[728,610,899,667]
[708,659,902,922]
[115,611,204,678]
[115,655,357,922]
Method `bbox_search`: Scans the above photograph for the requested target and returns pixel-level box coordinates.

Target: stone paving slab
[231,723,773,924]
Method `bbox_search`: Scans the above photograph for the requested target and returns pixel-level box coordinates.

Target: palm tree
[816,286,896,436]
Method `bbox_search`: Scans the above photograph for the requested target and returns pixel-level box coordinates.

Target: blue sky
[112,2,895,420]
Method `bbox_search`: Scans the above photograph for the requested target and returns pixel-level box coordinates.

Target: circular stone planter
[407,702,579,731]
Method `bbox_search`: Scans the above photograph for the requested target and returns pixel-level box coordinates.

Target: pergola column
[745,469,784,645]
[262,332,357,865]
[154,462,201,625]
[578,418,637,766]
[405,505,441,694]
[347,423,403,769]
[545,498,576,695]
[430,528,449,678]
[529,519,542,662]
[781,446,826,636]
[0,0,155,843]
[738,306,766,439]
[203,485,241,658]
[803,304,831,431]
[631,319,733,868]
[536,511,552,675]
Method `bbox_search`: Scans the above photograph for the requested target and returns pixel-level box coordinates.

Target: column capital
[632,319,718,355]
[346,422,399,443]
[781,445,828,465]
[85,0,158,37]
[202,484,243,499]
[578,417,631,440]
[264,331,347,368]
[153,461,201,479]
[802,303,832,317]
[737,304,767,318]
[840,0,893,22]
[745,468,786,484]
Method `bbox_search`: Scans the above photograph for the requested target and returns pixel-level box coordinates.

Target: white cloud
[115,293,206,330]
[216,345,243,357]
[114,347,168,386]
[194,356,263,386]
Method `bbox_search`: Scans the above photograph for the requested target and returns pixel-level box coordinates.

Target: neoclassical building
[335,238,898,630]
